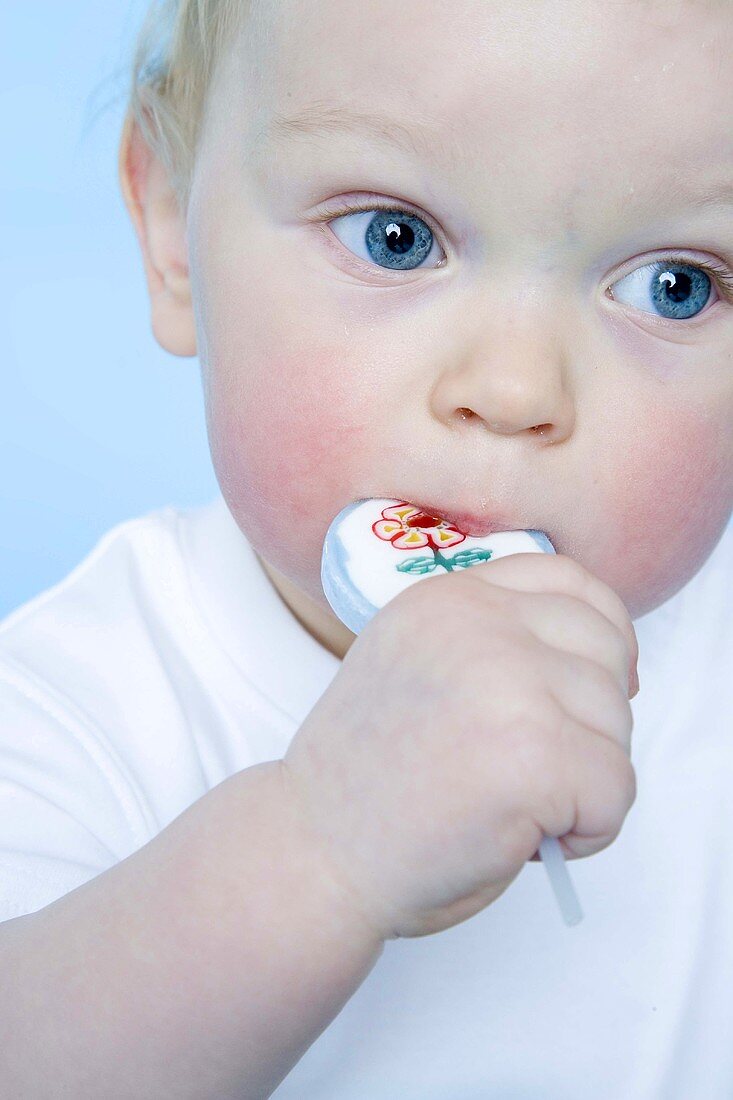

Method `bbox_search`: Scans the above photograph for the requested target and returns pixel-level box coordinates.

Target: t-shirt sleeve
[0,658,152,923]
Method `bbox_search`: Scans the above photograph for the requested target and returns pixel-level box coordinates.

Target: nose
[430,314,575,445]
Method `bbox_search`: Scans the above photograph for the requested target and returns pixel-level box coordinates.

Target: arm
[0,760,385,1099]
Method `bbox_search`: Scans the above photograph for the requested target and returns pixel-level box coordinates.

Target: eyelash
[317,196,733,302]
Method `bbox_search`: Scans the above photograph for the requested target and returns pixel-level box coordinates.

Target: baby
[1,0,732,1096]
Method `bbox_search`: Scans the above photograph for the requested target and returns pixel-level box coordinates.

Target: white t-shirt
[1,495,731,1099]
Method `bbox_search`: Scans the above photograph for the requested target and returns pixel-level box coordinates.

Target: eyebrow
[263,101,733,209]
[263,102,449,162]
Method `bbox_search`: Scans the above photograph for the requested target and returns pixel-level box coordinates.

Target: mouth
[410,502,523,539]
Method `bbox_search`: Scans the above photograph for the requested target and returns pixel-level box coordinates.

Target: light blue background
[1,2,218,620]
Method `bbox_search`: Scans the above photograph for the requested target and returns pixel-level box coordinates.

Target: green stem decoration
[396,546,493,576]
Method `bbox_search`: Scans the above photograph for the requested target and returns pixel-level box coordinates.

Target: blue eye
[328,207,443,272]
[609,261,715,320]
[322,200,732,319]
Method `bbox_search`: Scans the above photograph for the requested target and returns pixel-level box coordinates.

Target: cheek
[592,402,733,618]
[206,346,376,586]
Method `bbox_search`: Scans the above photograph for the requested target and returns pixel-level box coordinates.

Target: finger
[466,552,639,695]
[549,650,634,757]
[524,711,638,856]
[513,590,637,701]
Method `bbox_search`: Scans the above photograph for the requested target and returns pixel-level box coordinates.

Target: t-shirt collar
[180,494,341,726]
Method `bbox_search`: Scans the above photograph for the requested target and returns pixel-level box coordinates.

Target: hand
[282,553,638,940]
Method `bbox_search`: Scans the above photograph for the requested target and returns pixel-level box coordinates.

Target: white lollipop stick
[538,836,583,926]
[321,499,584,927]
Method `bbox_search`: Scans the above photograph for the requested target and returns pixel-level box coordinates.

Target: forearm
[0,760,385,1098]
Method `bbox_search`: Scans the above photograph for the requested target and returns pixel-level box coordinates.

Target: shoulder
[0,504,221,833]
[0,504,185,648]
[0,504,204,724]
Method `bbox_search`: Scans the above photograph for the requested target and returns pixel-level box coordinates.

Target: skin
[120,0,733,662]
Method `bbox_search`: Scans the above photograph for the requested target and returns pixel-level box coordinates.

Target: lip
[411,502,522,538]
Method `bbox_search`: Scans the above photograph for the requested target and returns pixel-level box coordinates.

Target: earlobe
[118,111,197,358]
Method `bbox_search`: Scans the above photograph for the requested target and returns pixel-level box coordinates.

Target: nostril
[456,408,475,421]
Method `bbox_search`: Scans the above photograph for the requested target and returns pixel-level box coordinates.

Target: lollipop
[321,498,584,927]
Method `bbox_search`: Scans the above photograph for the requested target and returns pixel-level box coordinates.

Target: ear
[118,111,197,357]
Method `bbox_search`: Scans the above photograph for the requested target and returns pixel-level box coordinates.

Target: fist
[282,552,639,939]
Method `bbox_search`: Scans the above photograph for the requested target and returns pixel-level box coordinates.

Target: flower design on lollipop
[372,502,467,549]
[371,502,493,576]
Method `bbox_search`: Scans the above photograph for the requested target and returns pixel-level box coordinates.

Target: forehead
[243,0,731,171]
[248,1,733,109]
[220,1,726,243]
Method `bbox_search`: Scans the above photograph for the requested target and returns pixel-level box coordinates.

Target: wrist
[275,759,391,946]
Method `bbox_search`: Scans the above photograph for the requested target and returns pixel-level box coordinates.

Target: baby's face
[185,0,732,638]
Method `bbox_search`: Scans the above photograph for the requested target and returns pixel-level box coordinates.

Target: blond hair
[125,0,251,210]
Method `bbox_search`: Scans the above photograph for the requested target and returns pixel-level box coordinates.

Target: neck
[256,553,356,661]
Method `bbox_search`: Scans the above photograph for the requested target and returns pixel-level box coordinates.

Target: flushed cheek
[207,347,376,592]
[591,404,733,619]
